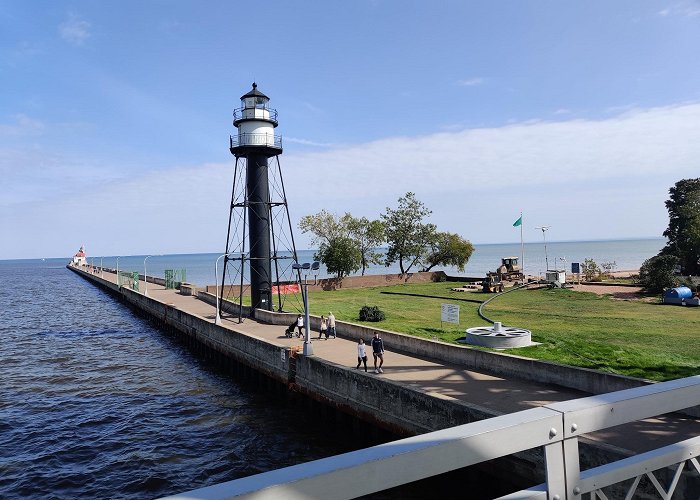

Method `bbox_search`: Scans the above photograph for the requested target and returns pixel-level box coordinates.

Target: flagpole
[520,212,524,279]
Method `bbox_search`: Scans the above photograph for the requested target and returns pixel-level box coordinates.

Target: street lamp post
[116,256,121,288]
[215,253,235,325]
[293,261,320,356]
[144,255,160,296]
[535,226,551,273]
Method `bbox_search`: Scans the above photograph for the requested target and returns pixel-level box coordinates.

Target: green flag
[513,215,522,227]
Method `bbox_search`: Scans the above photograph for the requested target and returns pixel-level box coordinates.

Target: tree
[346,216,385,275]
[581,258,600,281]
[661,178,700,275]
[637,254,681,294]
[299,211,383,277]
[381,192,436,274]
[421,232,474,272]
[317,236,361,279]
[298,210,350,248]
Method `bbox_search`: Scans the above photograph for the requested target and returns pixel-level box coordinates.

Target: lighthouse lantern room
[231,83,281,152]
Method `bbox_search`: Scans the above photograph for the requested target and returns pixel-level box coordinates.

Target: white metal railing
[161,376,700,500]
[229,133,282,150]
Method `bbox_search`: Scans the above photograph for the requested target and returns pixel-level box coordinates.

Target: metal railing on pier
[163,375,700,500]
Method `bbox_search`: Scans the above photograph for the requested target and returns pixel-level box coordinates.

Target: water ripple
[0,262,352,499]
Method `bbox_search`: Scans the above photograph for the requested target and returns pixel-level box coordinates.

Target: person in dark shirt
[371,331,384,374]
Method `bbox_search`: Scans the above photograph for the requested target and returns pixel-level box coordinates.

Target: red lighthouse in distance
[71,245,87,266]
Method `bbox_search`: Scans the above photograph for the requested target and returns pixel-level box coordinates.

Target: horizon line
[0,236,666,262]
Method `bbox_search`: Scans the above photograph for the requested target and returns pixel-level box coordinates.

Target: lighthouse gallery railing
[230,133,282,150]
[163,375,700,500]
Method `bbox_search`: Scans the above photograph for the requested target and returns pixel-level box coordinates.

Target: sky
[1,1,699,260]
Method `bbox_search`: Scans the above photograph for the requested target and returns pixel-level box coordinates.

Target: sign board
[571,262,580,274]
[441,304,460,324]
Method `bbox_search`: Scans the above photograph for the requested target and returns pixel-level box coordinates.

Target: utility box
[545,270,566,286]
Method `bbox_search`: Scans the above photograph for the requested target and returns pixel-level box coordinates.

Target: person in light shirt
[356,339,368,372]
[327,312,336,338]
[296,314,304,337]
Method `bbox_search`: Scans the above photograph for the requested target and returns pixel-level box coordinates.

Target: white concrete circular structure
[462,322,532,348]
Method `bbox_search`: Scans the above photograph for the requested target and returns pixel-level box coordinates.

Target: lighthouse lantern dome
[241,82,269,110]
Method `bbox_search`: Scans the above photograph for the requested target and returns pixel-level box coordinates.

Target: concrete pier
[67,264,700,488]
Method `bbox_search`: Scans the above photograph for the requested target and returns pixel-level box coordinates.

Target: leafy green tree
[317,236,361,279]
[581,258,600,281]
[299,211,383,277]
[346,216,385,276]
[298,210,350,248]
[421,232,474,272]
[637,254,681,294]
[381,192,437,274]
[661,178,700,275]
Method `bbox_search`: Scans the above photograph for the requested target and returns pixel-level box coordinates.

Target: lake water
[73,238,665,288]
[0,238,665,498]
[0,262,358,499]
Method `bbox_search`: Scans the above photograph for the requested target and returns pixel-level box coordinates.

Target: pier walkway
[78,267,698,457]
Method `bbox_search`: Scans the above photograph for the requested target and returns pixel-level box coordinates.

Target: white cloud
[301,101,324,113]
[0,114,45,136]
[59,14,91,45]
[658,1,700,17]
[282,102,700,199]
[457,77,485,87]
[285,137,335,147]
[2,102,699,258]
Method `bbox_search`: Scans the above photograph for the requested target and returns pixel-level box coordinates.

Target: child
[356,339,368,372]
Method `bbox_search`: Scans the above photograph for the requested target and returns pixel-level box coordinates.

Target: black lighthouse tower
[220,83,300,318]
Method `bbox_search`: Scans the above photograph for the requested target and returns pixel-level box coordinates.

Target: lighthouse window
[255,97,266,108]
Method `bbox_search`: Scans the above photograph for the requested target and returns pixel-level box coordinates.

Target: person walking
[356,338,368,372]
[328,312,336,338]
[319,315,328,340]
[296,314,304,337]
[371,331,384,373]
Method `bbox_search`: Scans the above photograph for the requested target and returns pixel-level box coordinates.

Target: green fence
[164,269,187,289]
[118,271,140,291]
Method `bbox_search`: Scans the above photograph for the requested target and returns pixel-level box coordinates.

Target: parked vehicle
[482,273,504,293]
[497,257,524,281]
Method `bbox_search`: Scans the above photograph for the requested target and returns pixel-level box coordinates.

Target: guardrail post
[543,412,581,500]
[543,441,567,499]
[562,438,581,498]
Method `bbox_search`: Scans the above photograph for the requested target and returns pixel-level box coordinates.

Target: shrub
[359,305,385,322]
[636,254,680,294]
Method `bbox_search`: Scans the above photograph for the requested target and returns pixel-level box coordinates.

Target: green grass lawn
[299,281,700,381]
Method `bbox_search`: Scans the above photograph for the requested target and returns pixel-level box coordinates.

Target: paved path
[84,268,699,455]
